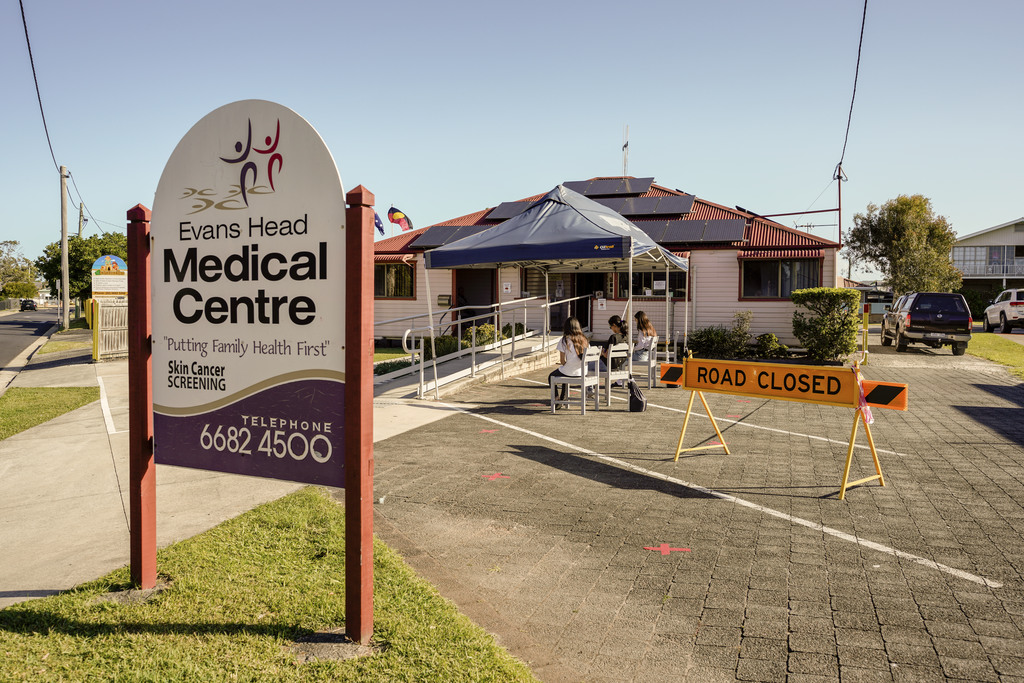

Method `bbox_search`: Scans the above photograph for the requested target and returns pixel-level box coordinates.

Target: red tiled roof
[375,227,428,254]
[374,253,417,263]
[381,176,840,253]
[737,248,824,259]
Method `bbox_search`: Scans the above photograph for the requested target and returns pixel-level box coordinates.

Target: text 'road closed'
[672,359,860,408]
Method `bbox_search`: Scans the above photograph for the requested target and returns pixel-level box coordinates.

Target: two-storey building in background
[952,217,1024,297]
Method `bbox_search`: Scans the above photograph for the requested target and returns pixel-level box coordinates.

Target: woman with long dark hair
[599,315,628,372]
[549,316,589,404]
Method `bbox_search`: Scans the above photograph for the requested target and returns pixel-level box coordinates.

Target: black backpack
[627,378,647,412]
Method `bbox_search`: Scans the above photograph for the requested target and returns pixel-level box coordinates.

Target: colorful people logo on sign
[219,118,284,207]
[180,118,286,214]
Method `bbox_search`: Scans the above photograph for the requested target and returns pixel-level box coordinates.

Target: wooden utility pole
[60,165,69,329]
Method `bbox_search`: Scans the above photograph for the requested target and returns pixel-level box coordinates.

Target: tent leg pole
[627,247,633,379]
[423,267,440,400]
[544,271,550,349]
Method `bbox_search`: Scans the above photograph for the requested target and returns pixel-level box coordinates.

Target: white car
[982,289,1024,333]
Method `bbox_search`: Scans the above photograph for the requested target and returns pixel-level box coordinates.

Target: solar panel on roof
[409,225,460,249]
[486,201,532,220]
[411,224,493,249]
[633,220,669,242]
[593,197,627,213]
[619,197,662,216]
[562,180,592,194]
[621,177,655,194]
[661,221,707,242]
[584,179,625,196]
[654,195,694,215]
[562,177,656,197]
[700,219,746,242]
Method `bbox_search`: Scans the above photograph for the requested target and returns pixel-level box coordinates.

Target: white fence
[95,300,128,360]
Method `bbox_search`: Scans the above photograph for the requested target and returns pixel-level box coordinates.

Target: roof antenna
[622,124,629,177]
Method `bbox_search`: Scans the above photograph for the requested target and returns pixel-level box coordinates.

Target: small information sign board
[92,254,128,299]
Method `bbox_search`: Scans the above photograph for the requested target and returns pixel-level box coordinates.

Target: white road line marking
[431,396,1003,589]
[97,377,118,435]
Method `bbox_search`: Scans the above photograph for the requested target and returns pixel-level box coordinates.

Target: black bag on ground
[627,378,647,412]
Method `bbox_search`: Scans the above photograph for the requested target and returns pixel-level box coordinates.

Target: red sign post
[127,204,156,590]
[344,186,374,644]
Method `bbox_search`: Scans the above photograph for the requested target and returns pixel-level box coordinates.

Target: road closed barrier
[660,357,908,499]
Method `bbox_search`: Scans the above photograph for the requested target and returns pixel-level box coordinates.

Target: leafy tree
[845,195,961,296]
[1,241,36,294]
[2,282,38,299]
[35,232,128,300]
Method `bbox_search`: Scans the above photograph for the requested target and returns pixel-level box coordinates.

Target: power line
[836,0,868,172]
[17,2,120,238]
[18,0,59,172]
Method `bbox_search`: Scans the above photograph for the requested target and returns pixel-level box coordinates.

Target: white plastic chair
[637,335,659,389]
[602,342,631,406]
[550,346,602,414]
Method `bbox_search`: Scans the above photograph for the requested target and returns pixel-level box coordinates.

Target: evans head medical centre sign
[151,100,346,486]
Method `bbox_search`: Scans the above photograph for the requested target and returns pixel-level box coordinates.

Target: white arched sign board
[151,100,346,486]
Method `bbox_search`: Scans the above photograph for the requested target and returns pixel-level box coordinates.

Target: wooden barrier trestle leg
[838,408,886,500]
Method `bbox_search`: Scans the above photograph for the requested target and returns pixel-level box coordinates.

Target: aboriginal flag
[388,207,413,231]
[374,212,385,236]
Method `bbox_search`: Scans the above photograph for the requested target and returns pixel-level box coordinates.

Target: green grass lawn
[968,333,1024,380]
[0,387,100,441]
[0,488,539,682]
[36,339,92,355]
[373,346,410,362]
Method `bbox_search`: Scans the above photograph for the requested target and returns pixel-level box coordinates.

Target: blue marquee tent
[423,185,688,273]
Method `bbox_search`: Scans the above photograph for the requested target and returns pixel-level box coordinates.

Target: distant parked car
[19,299,37,311]
[880,292,972,355]
[982,289,1024,333]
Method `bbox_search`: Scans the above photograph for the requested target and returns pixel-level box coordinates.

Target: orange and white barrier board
[660,358,908,499]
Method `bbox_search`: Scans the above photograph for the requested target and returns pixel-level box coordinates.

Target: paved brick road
[365,346,1024,682]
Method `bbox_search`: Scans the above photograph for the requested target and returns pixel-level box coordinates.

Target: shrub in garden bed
[791,287,860,362]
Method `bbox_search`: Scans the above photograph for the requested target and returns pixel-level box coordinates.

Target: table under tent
[420,185,688,393]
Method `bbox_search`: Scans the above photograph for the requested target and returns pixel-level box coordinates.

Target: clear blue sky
[4,0,1021,280]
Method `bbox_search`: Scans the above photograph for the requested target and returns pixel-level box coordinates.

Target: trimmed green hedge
[791,287,861,362]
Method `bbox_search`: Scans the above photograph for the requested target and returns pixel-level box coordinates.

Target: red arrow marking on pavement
[644,543,690,556]
[480,429,498,433]
[482,473,510,481]
[726,415,741,418]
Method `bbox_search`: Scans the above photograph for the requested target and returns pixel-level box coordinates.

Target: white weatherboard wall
[373,260,451,340]
[688,249,838,346]
[958,223,1024,247]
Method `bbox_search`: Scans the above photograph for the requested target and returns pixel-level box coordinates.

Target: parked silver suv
[982,289,1024,333]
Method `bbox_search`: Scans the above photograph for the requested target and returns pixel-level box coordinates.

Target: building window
[741,259,820,298]
[374,263,414,298]
[616,271,687,298]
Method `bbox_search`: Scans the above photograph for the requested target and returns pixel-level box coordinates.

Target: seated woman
[548,316,589,405]
[598,315,629,373]
[632,310,657,362]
